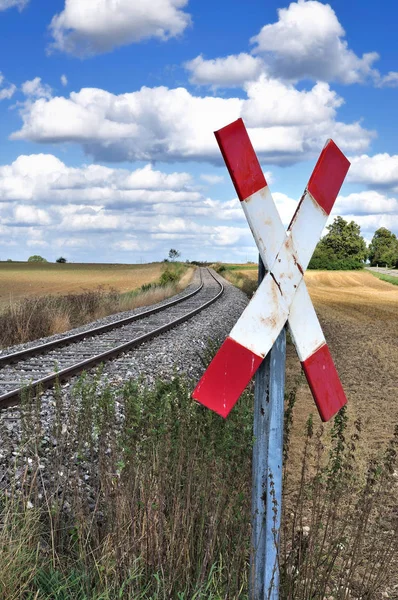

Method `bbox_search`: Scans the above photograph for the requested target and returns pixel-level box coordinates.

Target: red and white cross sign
[193,118,350,422]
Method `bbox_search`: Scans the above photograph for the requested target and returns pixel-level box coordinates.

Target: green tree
[27,255,47,263]
[56,256,67,263]
[322,216,367,260]
[368,227,398,267]
[168,249,181,262]
[308,216,367,270]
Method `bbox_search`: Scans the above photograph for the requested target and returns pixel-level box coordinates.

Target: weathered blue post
[251,256,286,600]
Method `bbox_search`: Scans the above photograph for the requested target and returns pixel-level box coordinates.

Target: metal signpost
[192,118,350,599]
[251,257,286,599]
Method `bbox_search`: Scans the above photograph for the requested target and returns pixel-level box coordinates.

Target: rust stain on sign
[260,314,278,329]
[270,272,283,296]
[293,253,304,275]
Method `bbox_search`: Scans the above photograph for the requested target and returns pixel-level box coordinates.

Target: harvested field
[0,262,165,307]
[223,265,398,455]
[284,270,398,458]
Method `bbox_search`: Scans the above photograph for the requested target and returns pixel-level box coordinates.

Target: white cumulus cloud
[11,83,373,166]
[376,72,398,88]
[13,205,51,226]
[185,53,264,88]
[331,189,398,241]
[250,0,380,85]
[112,238,148,252]
[335,191,398,216]
[242,76,342,127]
[183,1,396,90]
[0,155,196,207]
[338,213,398,238]
[49,0,191,57]
[348,154,398,190]
[0,152,266,262]
[26,239,49,247]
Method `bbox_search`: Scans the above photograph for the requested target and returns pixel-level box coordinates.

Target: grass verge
[212,263,258,297]
[220,264,257,271]
[0,263,193,348]
[367,269,398,286]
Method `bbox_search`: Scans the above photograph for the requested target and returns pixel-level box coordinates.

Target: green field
[220,263,258,271]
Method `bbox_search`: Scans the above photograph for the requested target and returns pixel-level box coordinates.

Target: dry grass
[119,279,192,313]
[48,283,186,335]
[214,265,258,297]
[0,262,166,308]
[48,313,72,336]
[229,268,258,280]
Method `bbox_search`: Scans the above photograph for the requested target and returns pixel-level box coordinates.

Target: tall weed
[0,370,397,598]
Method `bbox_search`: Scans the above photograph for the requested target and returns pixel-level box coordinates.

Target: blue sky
[0,0,397,263]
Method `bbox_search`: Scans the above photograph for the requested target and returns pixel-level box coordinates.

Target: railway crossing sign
[192,118,350,600]
[193,118,350,423]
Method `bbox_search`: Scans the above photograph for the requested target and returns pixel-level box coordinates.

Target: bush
[308,217,367,270]
[56,256,67,263]
[140,282,155,292]
[27,255,47,263]
[308,247,364,270]
[159,269,179,285]
[212,262,227,274]
[239,274,257,296]
[189,260,212,266]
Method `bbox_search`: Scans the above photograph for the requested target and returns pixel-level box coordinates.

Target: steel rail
[0,270,204,367]
[0,268,224,410]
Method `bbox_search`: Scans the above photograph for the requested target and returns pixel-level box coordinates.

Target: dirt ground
[232,267,398,452]
[282,270,398,458]
[0,262,165,307]
[283,270,398,594]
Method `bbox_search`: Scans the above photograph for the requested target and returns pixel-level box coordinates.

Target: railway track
[0,268,223,410]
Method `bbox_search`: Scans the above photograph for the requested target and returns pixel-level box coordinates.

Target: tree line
[308,216,398,270]
[6,225,398,270]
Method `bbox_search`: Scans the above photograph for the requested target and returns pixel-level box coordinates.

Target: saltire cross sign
[193,118,350,423]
